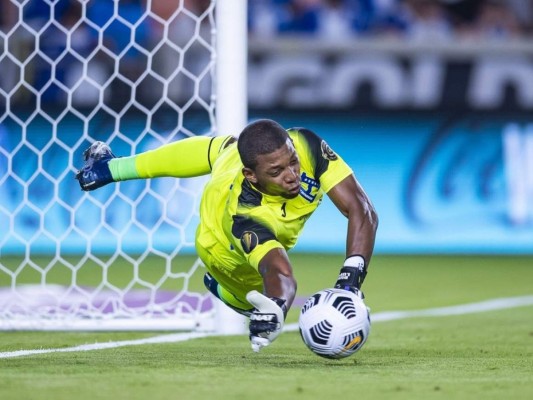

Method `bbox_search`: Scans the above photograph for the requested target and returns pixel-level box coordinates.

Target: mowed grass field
[1,254,532,400]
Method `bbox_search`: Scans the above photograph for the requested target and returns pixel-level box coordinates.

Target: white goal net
[0,0,246,331]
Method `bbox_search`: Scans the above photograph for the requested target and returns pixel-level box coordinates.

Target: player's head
[238,119,301,199]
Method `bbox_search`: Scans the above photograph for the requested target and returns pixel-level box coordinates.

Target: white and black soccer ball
[299,288,370,359]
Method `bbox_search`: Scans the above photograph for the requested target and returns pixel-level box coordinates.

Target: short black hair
[237,119,289,169]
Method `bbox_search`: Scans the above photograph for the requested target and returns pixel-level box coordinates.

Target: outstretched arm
[113,135,235,180]
[76,136,235,190]
[246,247,297,352]
[327,174,378,291]
[258,247,297,312]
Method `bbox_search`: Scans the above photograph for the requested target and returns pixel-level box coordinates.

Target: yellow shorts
[195,235,263,310]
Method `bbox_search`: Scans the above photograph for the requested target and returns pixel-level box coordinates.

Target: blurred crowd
[1,0,532,107]
[0,0,215,106]
[249,0,533,40]
[1,0,532,40]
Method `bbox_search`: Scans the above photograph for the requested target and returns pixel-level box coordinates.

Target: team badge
[300,172,319,202]
[240,231,259,254]
[321,140,338,161]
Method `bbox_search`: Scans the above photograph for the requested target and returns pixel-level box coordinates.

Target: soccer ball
[299,288,370,359]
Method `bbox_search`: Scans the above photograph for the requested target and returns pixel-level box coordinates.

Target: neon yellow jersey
[195,128,353,303]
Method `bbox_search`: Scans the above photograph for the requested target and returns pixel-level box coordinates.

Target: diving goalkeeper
[75,119,378,352]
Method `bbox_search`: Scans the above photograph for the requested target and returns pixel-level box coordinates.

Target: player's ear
[242,167,257,184]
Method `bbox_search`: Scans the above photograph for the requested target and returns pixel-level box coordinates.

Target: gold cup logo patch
[240,231,259,254]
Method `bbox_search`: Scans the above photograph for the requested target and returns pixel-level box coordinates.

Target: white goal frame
[0,0,248,332]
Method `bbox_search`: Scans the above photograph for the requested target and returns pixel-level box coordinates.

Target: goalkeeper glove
[334,255,367,298]
[246,290,287,353]
[75,141,116,191]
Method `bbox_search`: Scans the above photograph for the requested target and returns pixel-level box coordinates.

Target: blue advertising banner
[1,111,532,255]
[270,111,533,254]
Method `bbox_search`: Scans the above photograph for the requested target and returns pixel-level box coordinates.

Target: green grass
[1,254,533,400]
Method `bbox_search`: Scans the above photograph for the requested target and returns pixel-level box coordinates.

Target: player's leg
[204,272,254,317]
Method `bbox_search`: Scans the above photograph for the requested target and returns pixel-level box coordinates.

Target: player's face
[243,139,301,199]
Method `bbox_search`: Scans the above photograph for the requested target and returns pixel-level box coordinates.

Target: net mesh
[0,0,217,330]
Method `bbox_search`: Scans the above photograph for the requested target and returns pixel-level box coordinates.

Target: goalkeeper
[76,119,378,352]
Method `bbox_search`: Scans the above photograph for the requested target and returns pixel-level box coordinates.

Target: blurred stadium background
[1,3,533,399]
[1,0,532,331]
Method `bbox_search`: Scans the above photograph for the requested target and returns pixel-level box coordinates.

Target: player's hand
[246,290,285,353]
[75,141,116,191]
[334,255,367,297]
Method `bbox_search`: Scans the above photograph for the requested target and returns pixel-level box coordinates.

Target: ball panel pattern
[298,288,370,359]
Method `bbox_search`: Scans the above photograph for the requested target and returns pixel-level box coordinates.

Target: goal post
[214,0,249,334]
[0,0,248,332]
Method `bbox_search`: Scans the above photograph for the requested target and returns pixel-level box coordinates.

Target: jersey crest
[300,172,320,202]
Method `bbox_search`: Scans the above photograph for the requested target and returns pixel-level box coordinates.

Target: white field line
[1,295,532,359]
[284,294,533,330]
